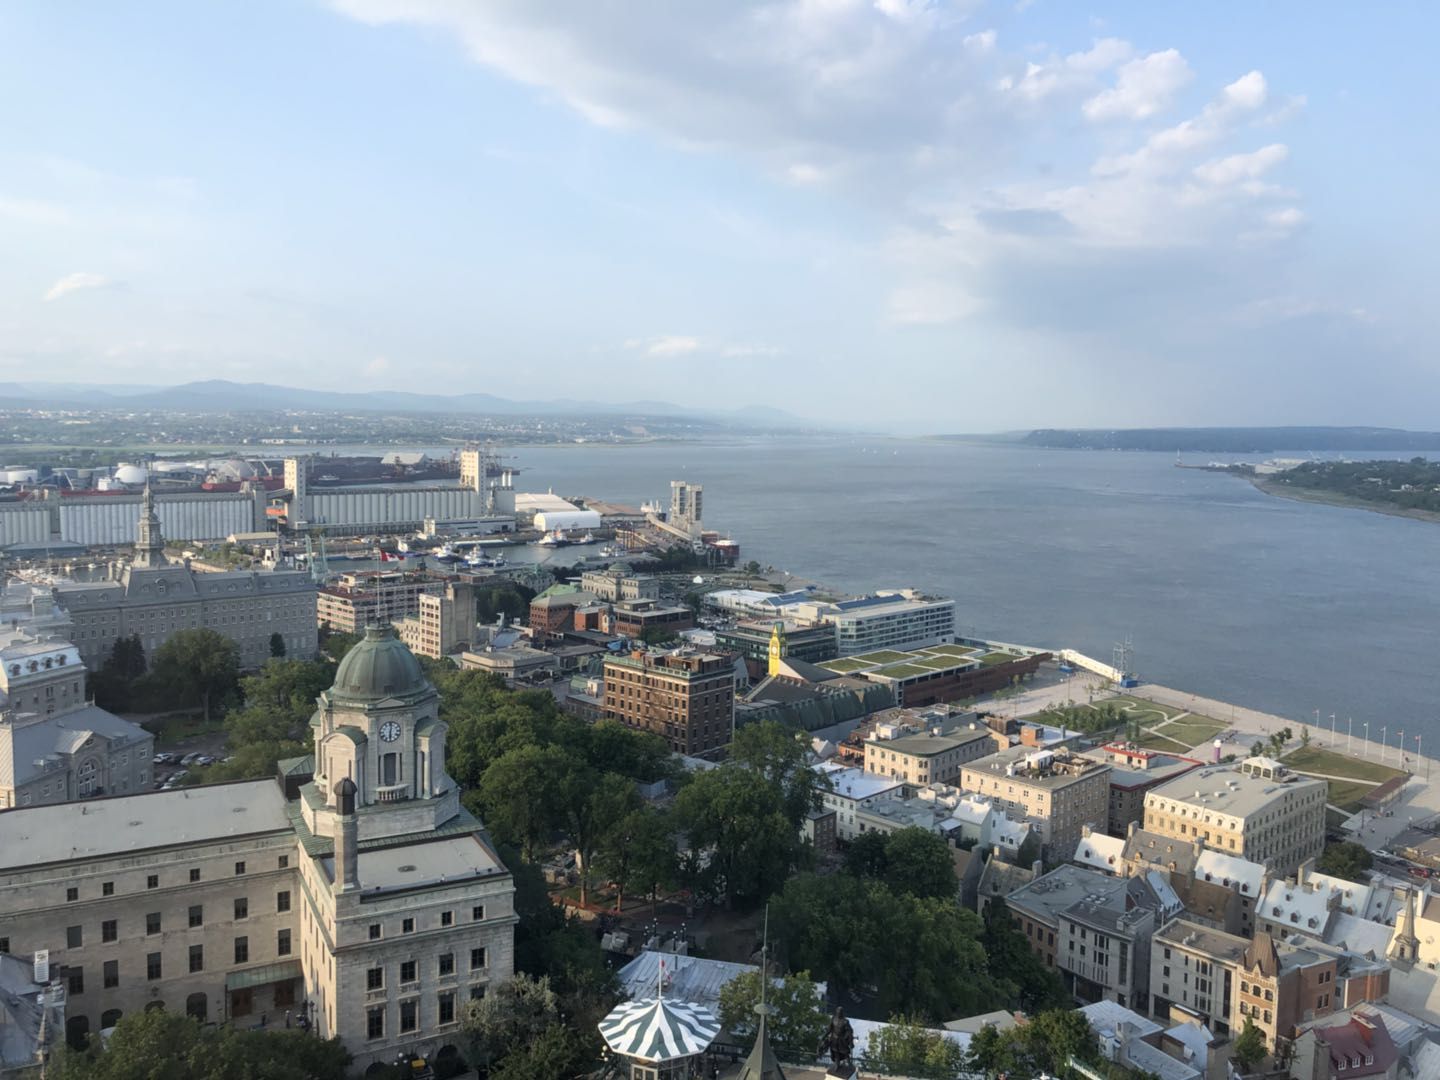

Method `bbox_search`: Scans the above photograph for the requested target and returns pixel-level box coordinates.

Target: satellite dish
[692,575,704,585]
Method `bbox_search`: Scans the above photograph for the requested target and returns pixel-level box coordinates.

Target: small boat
[536,529,569,547]
[576,532,596,545]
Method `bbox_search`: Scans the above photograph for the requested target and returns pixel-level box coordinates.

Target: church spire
[134,477,166,568]
[739,906,786,1080]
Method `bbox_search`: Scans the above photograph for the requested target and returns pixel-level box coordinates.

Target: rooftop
[1081,743,1205,788]
[319,833,503,893]
[0,780,290,869]
[1146,762,1326,817]
[1007,864,1125,924]
[815,764,904,802]
[963,744,1110,790]
[1153,918,1250,963]
[1073,830,1125,875]
[871,725,991,758]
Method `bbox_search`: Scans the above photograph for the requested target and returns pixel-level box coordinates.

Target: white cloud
[1193,143,1288,186]
[625,335,780,358]
[42,272,111,302]
[888,280,983,324]
[364,355,391,376]
[634,335,701,357]
[1083,49,1192,121]
[962,29,996,51]
[786,163,829,186]
[999,38,1132,103]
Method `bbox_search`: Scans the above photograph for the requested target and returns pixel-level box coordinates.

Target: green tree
[981,897,1071,1012]
[480,745,571,860]
[268,631,287,658]
[880,827,958,900]
[730,720,824,829]
[718,970,829,1057]
[868,1015,968,1079]
[744,560,763,576]
[559,767,639,907]
[639,625,678,646]
[1317,841,1373,882]
[50,1009,350,1080]
[967,1009,1100,1078]
[91,634,148,711]
[843,830,890,880]
[462,973,563,1073]
[149,628,241,722]
[1231,1016,1267,1073]
[675,765,805,907]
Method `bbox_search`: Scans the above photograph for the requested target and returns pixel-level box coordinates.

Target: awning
[225,959,303,992]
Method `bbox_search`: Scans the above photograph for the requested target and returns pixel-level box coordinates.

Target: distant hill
[1007,427,1440,453]
[2,379,813,428]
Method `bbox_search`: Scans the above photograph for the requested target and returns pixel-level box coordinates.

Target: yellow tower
[767,622,787,677]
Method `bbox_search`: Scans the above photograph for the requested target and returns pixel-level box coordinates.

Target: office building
[0,623,153,810]
[53,486,316,669]
[396,582,476,659]
[811,764,904,843]
[602,649,735,756]
[1143,758,1327,875]
[578,569,659,605]
[863,720,994,785]
[608,599,694,640]
[714,619,838,681]
[792,590,955,655]
[960,746,1111,860]
[0,625,514,1069]
[317,571,445,636]
[1079,743,1205,836]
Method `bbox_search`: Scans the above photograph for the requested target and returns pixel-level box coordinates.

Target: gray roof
[617,951,760,1009]
[1007,864,1126,925]
[56,563,311,608]
[2,705,151,787]
[0,953,61,1069]
[1123,828,1201,876]
[0,780,290,869]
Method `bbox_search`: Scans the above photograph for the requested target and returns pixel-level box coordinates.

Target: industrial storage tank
[112,463,150,487]
[0,467,39,485]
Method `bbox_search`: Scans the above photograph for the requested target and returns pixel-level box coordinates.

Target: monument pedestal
[825,1067,858,1080]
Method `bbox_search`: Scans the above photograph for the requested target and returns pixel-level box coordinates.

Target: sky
[0,1,1435,431]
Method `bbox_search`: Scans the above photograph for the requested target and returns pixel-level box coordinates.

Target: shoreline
[1246,475,1440,525]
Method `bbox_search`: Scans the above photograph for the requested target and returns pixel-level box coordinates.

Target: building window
[102,881,115,897]
[147,875,159,890]
[188,905,203,928]
[402,917,415,934]
[472,904,486,922]
[367,967,384,991]
[470,948,486,971]
[68,968,84,995]
[234,861,246,876]
[146,913,161,935]
[367,1007,385,1041]
[102,920,118,944]
[401,961,417,984]
[189,945,204,973]
[439,953,455,977]
[278,854,289,869]
[66,887,78,903]
[277,929,291,957]
[103,960,119,989]
[231,988,253,1017]
[469,985,486,1001]
[438,991,455,1025]
[369,923,382,940]
[276,890,291,913]
[147,953,162,980]
[67,926,83,948]
[189,868,201,883]
[440,910,453,927]
[234,898,249,921]
[234,937,249,964]
[399,999,418,1033]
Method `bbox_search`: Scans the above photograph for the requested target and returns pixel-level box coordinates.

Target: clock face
[379,720,401,743]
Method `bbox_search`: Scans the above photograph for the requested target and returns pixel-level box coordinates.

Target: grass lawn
[853,649,913,664]
[1282,746,1407,783]
[820,658,871,673]
[1157,719,1228,749]
[1135,731,1191,753]
[877,662,935,678]
[142,712,220,745]
[979,651,1016,666]
[1325,779,1378,813]
[1104,695,1186,727]
[925,643,980,657]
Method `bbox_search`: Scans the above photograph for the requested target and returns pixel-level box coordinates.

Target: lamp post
[1380,725,1388,764]
[1347,716,1353,754]
[1330,713,1337,747]
[1362,721,1370,758]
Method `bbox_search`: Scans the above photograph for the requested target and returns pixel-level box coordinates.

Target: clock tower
[301,623,459,841]
[767,622,787,677]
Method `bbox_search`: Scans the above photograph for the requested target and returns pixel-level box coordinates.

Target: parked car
[152,753,173,765]
[195,755,216,767]
[180,752,202,766]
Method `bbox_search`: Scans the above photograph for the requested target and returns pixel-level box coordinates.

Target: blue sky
[1,1,1434,430]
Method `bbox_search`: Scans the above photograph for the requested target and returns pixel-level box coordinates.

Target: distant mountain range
[0,379,813,428]
[998,427,1440,453]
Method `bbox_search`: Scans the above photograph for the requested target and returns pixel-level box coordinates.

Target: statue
[817,1007,855,1070]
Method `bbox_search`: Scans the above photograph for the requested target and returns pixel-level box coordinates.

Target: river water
[487,437,1438,749]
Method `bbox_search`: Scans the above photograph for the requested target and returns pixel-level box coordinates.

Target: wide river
[326,436,1439,747]
[501,437,1438,748]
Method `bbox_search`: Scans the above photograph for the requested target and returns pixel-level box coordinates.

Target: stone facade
[53,486,316,670]
[0,625,514,1069]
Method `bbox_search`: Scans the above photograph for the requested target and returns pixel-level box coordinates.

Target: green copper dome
[330,624,429,703]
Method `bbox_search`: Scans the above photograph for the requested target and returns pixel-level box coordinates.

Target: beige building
[603,649,735,756]
[54,485,316,670]
[0,625,153,809]
[863,724,994,785]
[396,582,476,659]
[1142,758,1327,875]
[959,745,1111,860]
[579,569,659,604]
[317,571,443,636]
[0,625,514,1068]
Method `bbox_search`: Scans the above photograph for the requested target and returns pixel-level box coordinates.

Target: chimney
[1032,859,1043,877]
[1297,858,1313,886]
[1128,821,1138,839]
[334,777,360,894]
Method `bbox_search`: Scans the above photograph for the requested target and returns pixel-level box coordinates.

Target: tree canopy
[868,1016,969,1079]
[967,1009,1101,1078]
[51,1009,349,1080]
[1317,841,1373,882]
[1231,1016,1268,1073]
[149,628,241,722]
[717,970,829,1056]
[844,826,958,901]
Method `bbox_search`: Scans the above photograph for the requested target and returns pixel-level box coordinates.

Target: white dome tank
[113,463,150,486]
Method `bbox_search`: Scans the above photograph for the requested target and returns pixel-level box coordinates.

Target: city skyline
[0,2,1433,429]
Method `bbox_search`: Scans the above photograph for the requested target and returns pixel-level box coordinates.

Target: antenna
[759,904,769,1012]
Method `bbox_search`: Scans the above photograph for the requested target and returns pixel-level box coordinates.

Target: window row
[63,860,291,902]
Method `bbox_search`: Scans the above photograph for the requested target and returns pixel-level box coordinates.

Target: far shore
[1247,475,1440,525]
